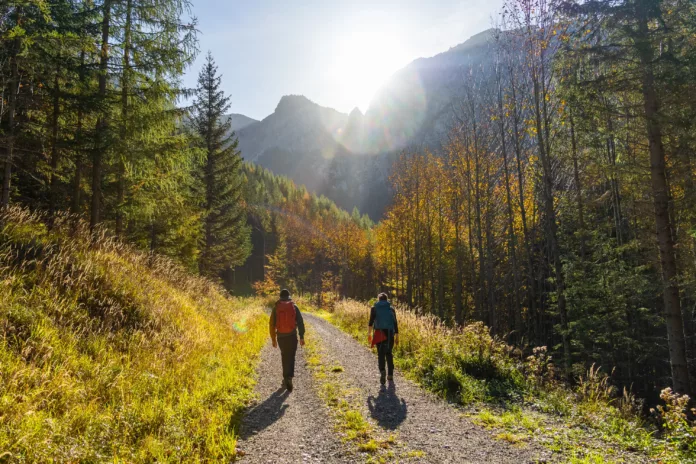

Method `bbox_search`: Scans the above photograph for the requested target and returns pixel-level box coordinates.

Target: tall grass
[0,207,267,462]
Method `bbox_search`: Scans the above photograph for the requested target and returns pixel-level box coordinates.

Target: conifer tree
[192,52,251,279]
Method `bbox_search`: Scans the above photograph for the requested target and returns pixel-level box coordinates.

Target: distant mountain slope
[364,28,496,152]
[225,113,258,132]
[236,95,352,194]
[233,29,498,218]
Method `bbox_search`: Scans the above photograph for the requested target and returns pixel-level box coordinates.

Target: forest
[373,0,696,402]
[1,0,695,410]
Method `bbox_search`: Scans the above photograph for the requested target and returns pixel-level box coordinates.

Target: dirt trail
[238,312,554,463]
[237,343,349,463]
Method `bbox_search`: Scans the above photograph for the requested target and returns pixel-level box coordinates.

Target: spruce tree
[192,52,251,279]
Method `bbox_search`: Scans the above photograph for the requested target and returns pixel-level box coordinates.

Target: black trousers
[376,335,394,376]
[278,336,298,379]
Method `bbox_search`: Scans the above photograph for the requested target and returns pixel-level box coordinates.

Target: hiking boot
[285,377,294,392]
[380,371,386,385]
[387,375,394,382]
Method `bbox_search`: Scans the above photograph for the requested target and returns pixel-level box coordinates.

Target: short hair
[378,292,388,301]
[280,289,290,299]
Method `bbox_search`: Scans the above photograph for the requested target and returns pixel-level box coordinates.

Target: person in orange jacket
[270,289,305,392]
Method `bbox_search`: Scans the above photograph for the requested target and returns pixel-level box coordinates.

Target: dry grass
[0,207,268,462]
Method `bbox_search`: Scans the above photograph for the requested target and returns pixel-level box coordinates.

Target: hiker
[368,293,399,385]
[270,289,305,392]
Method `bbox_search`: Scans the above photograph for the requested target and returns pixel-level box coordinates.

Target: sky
[182,0,504,121]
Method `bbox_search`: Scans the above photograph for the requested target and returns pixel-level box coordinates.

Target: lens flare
[233,316,249,333]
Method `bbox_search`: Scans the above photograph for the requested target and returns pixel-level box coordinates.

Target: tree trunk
[637,14,691,394]
[91,0,112,230]
[49,59,62,219]
[72,47,87,215]
[116,0,133,237]
[497,63,522,335]
[509,60,537,340]
[451,158,464,324]
[2,36,19,208]
[570,112,586,256]
[531,48,571,374]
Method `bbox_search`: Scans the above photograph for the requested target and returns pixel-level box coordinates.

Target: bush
[652,388,696,456]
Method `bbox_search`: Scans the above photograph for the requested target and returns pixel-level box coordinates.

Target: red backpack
[275,300,297,334]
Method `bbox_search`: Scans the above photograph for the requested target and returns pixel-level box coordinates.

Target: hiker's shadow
[367,383,408,430]
[238,388,290,437]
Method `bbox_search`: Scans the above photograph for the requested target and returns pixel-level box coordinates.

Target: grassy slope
[0,208,267,462]
[315,299,696,464]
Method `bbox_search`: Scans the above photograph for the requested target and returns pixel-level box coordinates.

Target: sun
[330,29,409,113]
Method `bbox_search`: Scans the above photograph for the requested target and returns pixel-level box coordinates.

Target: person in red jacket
[269,289,305,392]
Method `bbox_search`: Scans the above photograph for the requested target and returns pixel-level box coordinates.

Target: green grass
[0,207,268,462]
[495,431,527,445]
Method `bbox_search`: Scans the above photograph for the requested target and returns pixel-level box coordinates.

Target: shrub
[652,388,696,456]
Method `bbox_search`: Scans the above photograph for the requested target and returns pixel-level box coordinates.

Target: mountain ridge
[232,28,499,218]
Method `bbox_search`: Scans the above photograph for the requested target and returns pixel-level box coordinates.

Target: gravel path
[239,313,554,463]
[304,313,555,464]
[236,342,349,463]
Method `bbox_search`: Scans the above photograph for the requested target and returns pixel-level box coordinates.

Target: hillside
[0,207,267,461]
[226,113,259,132]
[4,207,692,463]
[236,95,353,195]
[232,163,375,297]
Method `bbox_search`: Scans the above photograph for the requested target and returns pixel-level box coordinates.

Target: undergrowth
[319,299,696,463]
[0,207,267,462]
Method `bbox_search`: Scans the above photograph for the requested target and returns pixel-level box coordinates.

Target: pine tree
[192,52,251,279]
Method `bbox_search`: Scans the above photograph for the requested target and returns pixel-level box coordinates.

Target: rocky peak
[274,95,316,115]
[349,107,364,119]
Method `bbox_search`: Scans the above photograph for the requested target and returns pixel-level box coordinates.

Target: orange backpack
[275,300,297,334]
